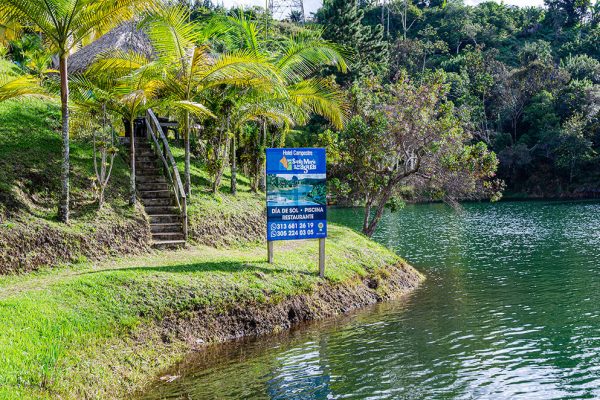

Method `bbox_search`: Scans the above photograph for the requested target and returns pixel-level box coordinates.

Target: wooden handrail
[145,109,188,240]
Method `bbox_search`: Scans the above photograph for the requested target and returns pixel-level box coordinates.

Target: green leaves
[288,78,347,130]
[73,3,350,154]
[0,0,156,53]
[172,100,215,119]
[276,32,349,84]
[0,60,45,102]
[142,5,202,69]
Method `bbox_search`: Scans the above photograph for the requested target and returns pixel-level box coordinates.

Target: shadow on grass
[83,260,317,277]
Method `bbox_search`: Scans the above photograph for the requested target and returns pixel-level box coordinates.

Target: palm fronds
[0,60,45,102]
[172,100,216,118]
[276,33,349,83]
[142,5,202,69]
[288,78,348,130]
[0,0,156,52]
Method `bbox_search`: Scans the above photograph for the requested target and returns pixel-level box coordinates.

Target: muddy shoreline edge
[131,261,424,397]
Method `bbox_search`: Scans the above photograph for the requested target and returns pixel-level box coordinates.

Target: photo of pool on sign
[266,173,327,207]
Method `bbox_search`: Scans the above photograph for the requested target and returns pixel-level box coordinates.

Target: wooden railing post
[146,109,188,242]
[182,200,188,240]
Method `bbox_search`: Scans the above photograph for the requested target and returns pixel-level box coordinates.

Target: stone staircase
[134,141,186,249]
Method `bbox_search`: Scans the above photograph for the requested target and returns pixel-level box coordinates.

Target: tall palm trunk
[129,117,136,206]
[212,129,228,193]
[258,120,267,192]
[58,53,70,223]
[230,129,237,196]
[184,109,191,196]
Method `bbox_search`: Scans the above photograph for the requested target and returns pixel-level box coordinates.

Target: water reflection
[142,201,600,400]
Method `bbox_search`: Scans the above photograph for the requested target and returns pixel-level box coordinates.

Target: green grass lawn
[170,143,266,246]
[0,224,408,400]
[0,98,132,221]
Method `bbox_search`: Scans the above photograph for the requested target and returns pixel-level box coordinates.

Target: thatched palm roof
[68,21,154,74]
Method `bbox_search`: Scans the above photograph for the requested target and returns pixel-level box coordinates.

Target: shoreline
[0,224,424,400]
[147,260,422,350]
[133,259,423,397]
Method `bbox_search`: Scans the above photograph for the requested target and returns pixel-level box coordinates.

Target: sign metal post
[319,238,325,278]
[265,148,327,276]
[268,240,274,264]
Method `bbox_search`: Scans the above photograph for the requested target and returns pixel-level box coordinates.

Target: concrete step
[150,223,183,234]
[137,169,161,176]
[136,156,158,163]
[148,214,181,224]
[152,240,186,250]
[144,206,178,215]
[136,161,158,170]
[136,175,167,184]
[152,232,185,241]
[140,190,172,199]
[142,197,174,207]
[135,151,155,158]
[139,182,170,191]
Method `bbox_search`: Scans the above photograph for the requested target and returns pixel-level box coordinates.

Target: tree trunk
[231,129,237,196]
[258,120,267,192]
[184,109,191,197]
[386,2,390,38]
[252,151,260,193]
[403,0,408,40]
[98,189,105,210]
[58,53,70,223]
[363,188,393,237]
[129,118,136,206]
[362,195,372,234]
[212,129,228,194]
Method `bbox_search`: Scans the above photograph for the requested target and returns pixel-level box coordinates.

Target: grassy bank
[0,98,264,273]
[0,99,150,273]
[0,224,422,400]
[169,145,266,247]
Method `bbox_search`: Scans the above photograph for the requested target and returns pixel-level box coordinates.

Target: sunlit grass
[0,224,403,399]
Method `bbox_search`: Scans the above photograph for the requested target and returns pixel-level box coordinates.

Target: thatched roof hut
[67,21,154,74]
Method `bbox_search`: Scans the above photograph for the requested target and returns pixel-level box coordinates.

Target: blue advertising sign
[266,148,327,241]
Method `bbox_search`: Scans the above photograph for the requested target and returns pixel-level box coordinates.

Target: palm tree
[223,12,349,191]
[228,89,298,195]
[142,6,282,197]
[0,0,154,222]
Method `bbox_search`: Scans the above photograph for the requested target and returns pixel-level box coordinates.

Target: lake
[142,201,600,399]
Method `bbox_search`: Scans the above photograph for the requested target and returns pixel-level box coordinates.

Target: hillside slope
[0,99,150,273]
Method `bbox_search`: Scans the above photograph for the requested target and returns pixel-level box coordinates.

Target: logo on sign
[279,156,292,171]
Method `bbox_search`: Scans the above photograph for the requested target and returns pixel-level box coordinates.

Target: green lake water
[142,201,600,399]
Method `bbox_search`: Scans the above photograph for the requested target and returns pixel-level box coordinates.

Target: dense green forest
[184,0,600,200]
[309,0,600,198]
